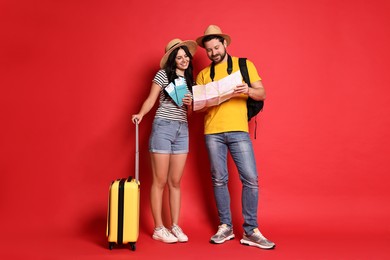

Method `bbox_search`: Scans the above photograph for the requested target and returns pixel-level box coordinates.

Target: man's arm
[248,80,266,101]
[233,80,266,101]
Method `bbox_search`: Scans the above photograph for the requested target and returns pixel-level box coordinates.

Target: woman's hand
[182,94,193,107]
[131,114,143,124]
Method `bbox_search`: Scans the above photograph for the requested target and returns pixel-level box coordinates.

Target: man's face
[204,38,227,64]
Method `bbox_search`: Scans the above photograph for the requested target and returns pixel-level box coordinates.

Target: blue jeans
[205,132,259,235]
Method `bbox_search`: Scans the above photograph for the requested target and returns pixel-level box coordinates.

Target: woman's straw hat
[196,25,231,48]
[160,38,197,68]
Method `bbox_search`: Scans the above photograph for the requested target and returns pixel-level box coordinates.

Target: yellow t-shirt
[195,56,261,134]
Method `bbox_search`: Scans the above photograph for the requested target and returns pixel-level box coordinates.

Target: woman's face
[175,48,190,71]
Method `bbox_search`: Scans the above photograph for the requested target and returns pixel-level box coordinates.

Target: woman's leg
[167,153,187,225]
[150,152,170,228]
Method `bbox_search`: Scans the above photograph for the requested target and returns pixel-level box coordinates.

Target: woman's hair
[164,45,194,91]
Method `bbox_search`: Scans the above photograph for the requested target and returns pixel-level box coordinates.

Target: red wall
[1,0,390,252]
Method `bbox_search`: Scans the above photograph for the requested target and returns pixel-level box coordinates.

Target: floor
[3,216,389,260]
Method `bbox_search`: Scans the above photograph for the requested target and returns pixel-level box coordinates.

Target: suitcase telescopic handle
[135,119,139,182]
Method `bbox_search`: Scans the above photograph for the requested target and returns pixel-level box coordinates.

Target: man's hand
[233,83,249,95]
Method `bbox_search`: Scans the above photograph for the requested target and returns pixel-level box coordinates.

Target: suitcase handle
[135,119,139,182]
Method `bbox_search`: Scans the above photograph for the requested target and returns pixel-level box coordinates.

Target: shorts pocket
[154,118,171,127]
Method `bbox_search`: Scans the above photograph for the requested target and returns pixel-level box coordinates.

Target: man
[195,25,275,250]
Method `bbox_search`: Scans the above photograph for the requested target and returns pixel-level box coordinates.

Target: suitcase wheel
[130,242,136,251]
[109,242,114,250]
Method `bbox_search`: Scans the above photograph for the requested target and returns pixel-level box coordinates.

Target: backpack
[238,58,264,121]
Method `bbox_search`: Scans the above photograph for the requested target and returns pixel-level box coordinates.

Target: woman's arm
[131,82,161,124]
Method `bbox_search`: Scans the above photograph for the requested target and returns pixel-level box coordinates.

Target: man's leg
[228,131,275,249]
[227,132,259,234]
[205,133,235,243]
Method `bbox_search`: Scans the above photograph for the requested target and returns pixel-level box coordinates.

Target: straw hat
[196,25,231,48]
[160,38,197,68]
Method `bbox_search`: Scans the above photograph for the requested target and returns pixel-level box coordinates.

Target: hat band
[167,42,180,52]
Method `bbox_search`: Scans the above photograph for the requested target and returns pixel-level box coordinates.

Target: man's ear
[223,39,228,48]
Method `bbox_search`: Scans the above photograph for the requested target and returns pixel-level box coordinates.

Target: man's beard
[211,50,227,64]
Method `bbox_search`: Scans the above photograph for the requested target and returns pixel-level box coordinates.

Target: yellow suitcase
[106,121,140,251]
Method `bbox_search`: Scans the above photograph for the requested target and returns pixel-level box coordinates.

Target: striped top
[153,69,190,122]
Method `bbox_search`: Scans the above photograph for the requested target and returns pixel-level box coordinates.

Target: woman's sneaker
[171,224,188,242]
[240,228,275,249]
[152,226,178,243]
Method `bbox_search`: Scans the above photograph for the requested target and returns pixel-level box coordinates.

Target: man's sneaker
[210,224,235,244]
[240,228,275,249]
[171,224,188,242]
[152,226,178,243]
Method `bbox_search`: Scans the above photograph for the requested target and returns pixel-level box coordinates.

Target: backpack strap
[239,58,250,86]
[239,58,259,139]
[210,55,233,82]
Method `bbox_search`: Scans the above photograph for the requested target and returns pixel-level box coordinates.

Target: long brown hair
[164,46,194,91]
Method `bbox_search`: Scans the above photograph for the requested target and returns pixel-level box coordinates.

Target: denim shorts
[149,118,189,154]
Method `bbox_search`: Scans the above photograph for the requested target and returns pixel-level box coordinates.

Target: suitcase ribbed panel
[107,179,140,244]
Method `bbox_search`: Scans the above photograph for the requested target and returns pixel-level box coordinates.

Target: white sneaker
[152,226,178,243]
[171,224,188,242]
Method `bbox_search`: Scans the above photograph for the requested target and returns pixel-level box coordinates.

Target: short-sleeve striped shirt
[153,69,190,122]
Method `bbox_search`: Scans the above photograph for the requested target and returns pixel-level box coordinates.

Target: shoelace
[252,231,266,240]
[172,225,183,234]
[161,227,172,237]
[216,225,229,235]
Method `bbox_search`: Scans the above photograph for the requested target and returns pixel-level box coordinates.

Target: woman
[132,38,197,243]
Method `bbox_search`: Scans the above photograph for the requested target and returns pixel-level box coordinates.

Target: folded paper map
[192,70,243,111]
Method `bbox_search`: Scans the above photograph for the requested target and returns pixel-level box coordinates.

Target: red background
[1,0,389,259]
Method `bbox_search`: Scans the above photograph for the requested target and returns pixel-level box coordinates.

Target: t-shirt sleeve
[246,60,262,83]
[195,71,204,85]
[153,69,168,89]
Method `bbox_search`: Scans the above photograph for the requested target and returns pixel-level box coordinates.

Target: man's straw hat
[196,25,231,48]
